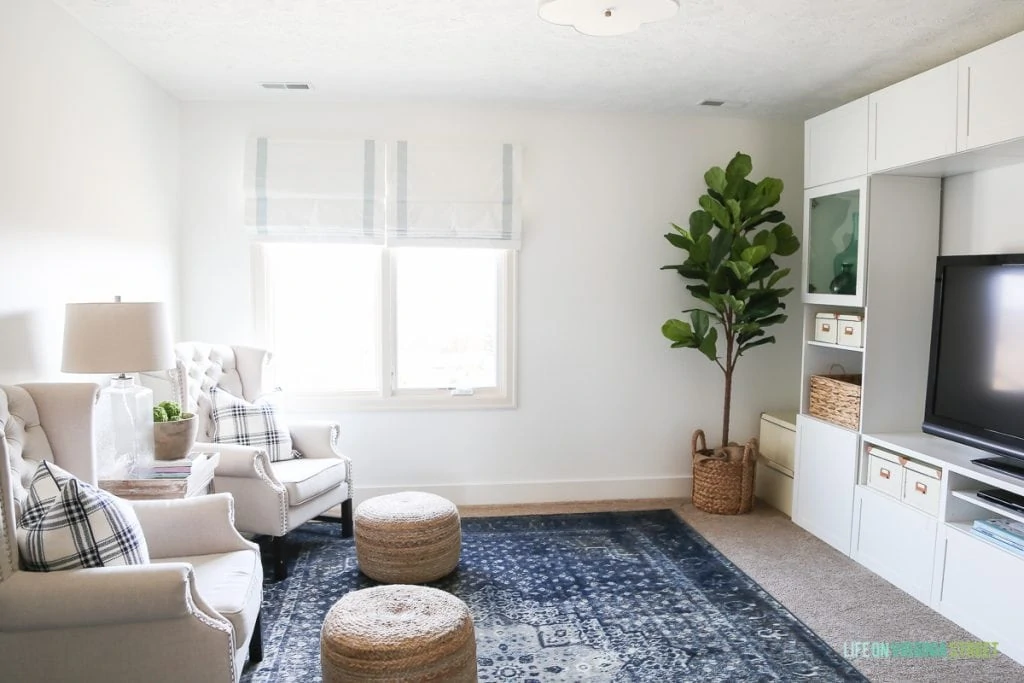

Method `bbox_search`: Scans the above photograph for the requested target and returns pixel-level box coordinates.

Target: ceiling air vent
[699,99,726,107]
[260,82,313,90]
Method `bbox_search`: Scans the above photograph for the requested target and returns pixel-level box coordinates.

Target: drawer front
[867,453,903,498]
[902,471,940,516]
[759,417,796,473]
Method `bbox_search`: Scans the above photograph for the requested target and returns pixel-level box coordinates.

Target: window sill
[285,391,516,413]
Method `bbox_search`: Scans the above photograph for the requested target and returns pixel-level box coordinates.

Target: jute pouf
[355,491,461,584]
[321,584,478,683]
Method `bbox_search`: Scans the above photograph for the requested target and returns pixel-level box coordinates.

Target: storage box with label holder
[902,458,941,516]
[866,446,903,499]
[837,314,864,347]
[814,312,838,344]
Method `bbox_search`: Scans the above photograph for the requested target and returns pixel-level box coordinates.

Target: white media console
[851,431,1024,665]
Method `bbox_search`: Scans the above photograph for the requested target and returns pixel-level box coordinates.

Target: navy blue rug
[242,510,864,682]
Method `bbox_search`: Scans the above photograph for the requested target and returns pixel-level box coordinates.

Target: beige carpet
[463,499,1024,682]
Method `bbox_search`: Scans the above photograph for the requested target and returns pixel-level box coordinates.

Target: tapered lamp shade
[62,301,175,373]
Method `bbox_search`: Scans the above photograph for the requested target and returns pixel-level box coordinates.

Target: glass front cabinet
[802,177,869,307]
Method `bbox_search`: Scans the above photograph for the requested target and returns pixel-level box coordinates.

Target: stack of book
[145,452,208,479]
[971,517,1024,556]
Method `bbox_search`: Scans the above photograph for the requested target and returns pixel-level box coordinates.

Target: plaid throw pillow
[208,386,300,462]
[18,461,149,572]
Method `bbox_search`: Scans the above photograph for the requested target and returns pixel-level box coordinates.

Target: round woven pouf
[355,491,461,584]
[321,584,478,683]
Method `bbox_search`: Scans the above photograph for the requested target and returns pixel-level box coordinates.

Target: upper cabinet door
[804,97,869,189]
[958,31,1024,152]
[802,177,869,308]
[868,62,958,172]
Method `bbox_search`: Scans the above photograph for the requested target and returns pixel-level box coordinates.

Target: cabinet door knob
[879,468,891,480]
[915,481,927,494]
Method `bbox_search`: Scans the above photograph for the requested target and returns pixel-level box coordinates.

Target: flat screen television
[923,254,1024,479]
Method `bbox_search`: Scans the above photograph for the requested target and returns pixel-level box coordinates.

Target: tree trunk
[722,365,733,448]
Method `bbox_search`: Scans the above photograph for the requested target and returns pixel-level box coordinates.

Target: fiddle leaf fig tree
[661,152,800,448]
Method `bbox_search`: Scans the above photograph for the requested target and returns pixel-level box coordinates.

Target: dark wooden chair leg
[271,535,288,581]
[341,498,354,538]
[249,609,264,664]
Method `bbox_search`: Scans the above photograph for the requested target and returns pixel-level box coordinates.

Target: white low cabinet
[851,485,937,605]
[937,524,1024,664]
[958,30,1024,151]
[868,62,957,172]
[792,415,859,555]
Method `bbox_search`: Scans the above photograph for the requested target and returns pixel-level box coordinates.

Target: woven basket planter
[691,429,758,515]
[808,370,862,431]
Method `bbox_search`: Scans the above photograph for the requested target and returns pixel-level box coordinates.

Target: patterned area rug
[242,510,865,682]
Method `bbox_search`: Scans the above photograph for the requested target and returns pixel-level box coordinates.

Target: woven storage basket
[808,367,862,431]
[691,430,757,515]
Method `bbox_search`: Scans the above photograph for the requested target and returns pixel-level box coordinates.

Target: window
[254,243,516,409]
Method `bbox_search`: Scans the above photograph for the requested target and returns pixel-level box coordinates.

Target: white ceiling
[54,0,1024,116]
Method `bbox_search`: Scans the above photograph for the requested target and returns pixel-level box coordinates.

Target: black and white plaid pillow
[18,461,149,572]
[208,385,300,462]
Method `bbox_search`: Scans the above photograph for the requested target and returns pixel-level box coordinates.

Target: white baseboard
[351,475,692,507]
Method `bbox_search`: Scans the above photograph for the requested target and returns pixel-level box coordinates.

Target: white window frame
[252,243,517,411]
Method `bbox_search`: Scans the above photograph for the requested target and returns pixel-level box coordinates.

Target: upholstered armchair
[0,383,263,683]
[172,342,353,580]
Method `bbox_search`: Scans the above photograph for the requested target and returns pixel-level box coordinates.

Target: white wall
[0,0,180,384]
[942,162,1024,254]
[179,102,804,504]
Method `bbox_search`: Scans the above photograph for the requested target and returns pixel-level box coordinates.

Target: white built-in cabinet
[792,415,859,554]
[957,30,1024,152]
[868,62,958,172]
[794,26,1024,668]
[803,97,868,188]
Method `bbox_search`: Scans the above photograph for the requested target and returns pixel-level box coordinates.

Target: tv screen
[923,254,1024,471]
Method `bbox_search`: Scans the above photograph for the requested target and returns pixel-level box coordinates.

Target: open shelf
[950,490,1024,527]
[946,521,1024,560]
[807,340,864,352]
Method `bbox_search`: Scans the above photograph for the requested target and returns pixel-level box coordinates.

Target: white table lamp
[62,297,175,477]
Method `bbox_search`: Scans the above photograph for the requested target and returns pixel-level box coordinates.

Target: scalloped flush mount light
[538,0,679,36]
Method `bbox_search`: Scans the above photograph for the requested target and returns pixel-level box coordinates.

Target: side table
[99,452,220,500]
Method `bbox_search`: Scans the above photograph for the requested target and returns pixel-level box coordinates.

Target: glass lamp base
[95,376,155,478]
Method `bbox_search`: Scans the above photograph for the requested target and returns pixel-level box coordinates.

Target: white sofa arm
[290,422,343,459]
[196,441,282,484]
[132,493,258,558]
[20,382,101,483]
[0,563,227,631]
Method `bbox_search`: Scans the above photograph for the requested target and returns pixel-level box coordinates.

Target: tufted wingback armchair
[0,383,263,683]
[172,342,353,580]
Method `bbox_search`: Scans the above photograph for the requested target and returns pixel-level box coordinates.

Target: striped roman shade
[386,140,523,248]
[244,138,386,243]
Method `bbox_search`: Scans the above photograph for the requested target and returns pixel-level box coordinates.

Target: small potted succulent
[153,400,198,461]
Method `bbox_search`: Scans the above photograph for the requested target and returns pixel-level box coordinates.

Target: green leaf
[726,260,754,282]
[708,268,732,293]
[699,194,731,229]
[767,267,791,288]
[665,232,693,250]
[689,211,713,241]
[704,166,727,195]
[725,153,753,185]
[690,234,712,265]
[734,179,757,203]
[741,177,784,215]
[690,309,710,339]
[741,209,786,231]
[756,313,788,327]
[726,199,742,223]
[749,257,778,283]
[739,336,776,355]
[699,327,719,361]
[740,245,770,266]
[752,230,778,254]
[708,229,734,270]
[730,233,751,259]
[662,319,695,344]
[772,223,801,256]
[738,328,766,345]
